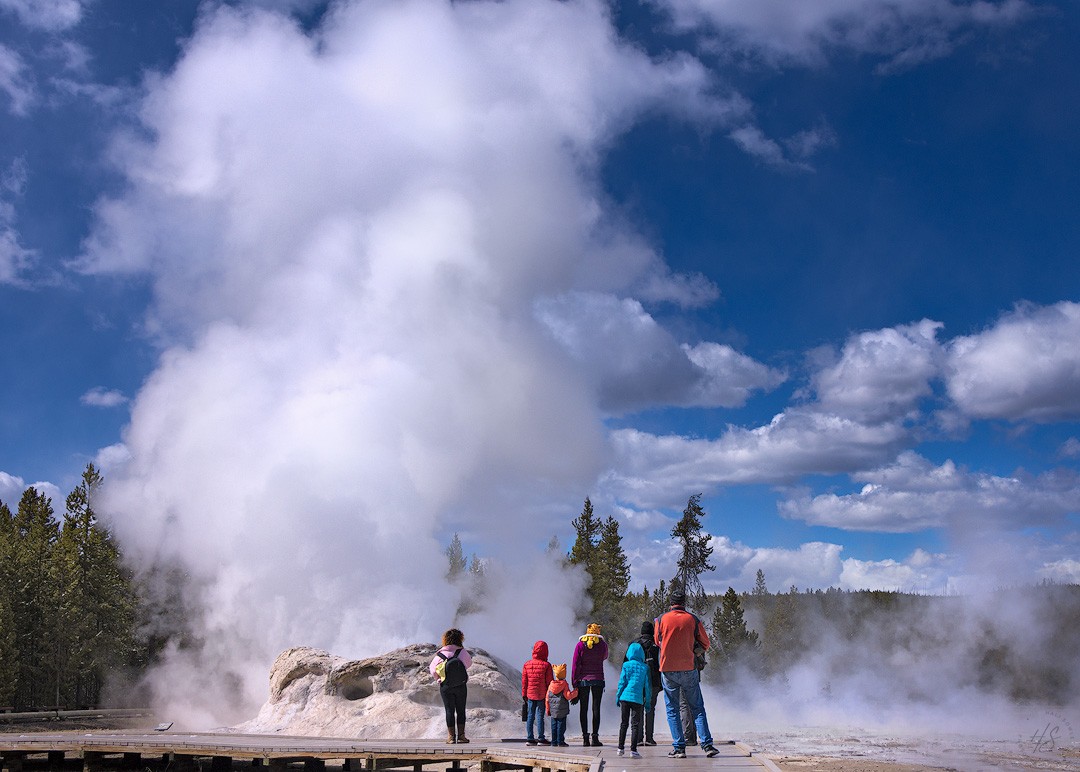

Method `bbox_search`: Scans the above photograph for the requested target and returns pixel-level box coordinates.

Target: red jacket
[521,640,554,699]
[654,605,709,672]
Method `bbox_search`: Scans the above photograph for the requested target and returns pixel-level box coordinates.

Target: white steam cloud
[61,0,1080,737]
[76,0,747,726]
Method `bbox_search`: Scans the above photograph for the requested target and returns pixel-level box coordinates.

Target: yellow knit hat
[586,622,601,635]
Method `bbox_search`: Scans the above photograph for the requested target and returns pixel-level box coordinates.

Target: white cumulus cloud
[606,409,907,508]
[946,301,1080,422]
[536,291,784,413]
[810,319,943,423]
[778,451,1080,532]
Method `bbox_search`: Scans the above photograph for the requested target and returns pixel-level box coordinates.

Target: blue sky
[2,0,1080,611]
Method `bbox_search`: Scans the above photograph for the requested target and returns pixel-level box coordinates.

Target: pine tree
[709,587,760,682]
[0,500,16,706]
[468,554,485,577]
[591,516,631,633]
[670,494,715,612]
[761,588,801,677]
[568,497,603,613]
[568,497,601,571]
[445,533,467,581]
[752,569,768,597]
[11,487,60,709]
[648,580,668,619]
[54,465,137,707]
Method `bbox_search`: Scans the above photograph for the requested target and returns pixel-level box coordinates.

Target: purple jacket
[571,634,608,685]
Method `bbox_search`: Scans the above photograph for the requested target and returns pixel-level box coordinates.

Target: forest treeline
[449,495,1080,706]
[3,473,1078,710]
[0,465,142,710]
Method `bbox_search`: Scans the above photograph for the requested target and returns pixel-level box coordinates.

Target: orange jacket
[546,677,578,716]
[654,605,709,672]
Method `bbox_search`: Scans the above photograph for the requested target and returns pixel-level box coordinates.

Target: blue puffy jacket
[616,642,652,705]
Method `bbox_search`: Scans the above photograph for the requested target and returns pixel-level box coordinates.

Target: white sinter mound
[234,644,524,739]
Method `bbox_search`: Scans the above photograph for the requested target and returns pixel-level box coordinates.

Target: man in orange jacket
[654,589,719,758]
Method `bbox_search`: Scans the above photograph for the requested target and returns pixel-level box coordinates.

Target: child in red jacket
[521,640,554,745]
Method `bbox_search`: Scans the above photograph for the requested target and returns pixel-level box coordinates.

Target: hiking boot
[456,727,469,744]
[582,736,591,747]
[702,744,719,758]
[591,734,603,747]
[667,748,686,759]
[446,729,456,744]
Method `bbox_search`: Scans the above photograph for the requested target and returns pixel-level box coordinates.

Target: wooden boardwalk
[0,732,778,772]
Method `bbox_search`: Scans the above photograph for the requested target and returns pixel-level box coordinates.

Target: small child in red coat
[521,640,554,745]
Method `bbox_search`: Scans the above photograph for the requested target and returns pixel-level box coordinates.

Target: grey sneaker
[702,744,719,758]
[667,749,686,759]
[630,751,642,759]
[616,749,624,756]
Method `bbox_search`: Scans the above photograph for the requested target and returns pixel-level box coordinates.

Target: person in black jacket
[623,620,662,746]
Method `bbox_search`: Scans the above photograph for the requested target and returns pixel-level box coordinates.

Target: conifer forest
[2,479,1077,711]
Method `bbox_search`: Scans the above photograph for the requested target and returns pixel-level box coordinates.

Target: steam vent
[236,645,523,738]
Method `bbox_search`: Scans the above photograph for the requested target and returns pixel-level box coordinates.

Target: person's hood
[532,640,549,660]
[626,641,645,663]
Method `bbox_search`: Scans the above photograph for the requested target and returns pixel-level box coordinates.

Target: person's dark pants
[578,681,604,739]
[441,684,467,732]
[638,687,662,744]
[680,692,696,745]
[618,701,643,752]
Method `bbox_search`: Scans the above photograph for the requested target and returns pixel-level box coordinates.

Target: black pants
[640,687,661,743]
[578,681,604,737]
[441,684,467,728]
[618,701,643,751]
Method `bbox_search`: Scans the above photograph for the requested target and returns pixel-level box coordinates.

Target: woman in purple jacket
[571,622,608,746]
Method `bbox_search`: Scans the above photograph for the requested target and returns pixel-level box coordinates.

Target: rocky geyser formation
[234,644,524,738]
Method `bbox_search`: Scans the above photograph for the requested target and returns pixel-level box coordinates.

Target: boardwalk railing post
[83,751,105,772]
[2,751,26,772]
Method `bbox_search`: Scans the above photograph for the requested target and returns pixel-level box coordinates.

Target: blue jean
[551,716,567,745]
[661,670,712,749]
[526,698,547,740]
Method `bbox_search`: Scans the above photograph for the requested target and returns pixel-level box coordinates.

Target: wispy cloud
[0,0,82,32]
[649,0,1034,71]
[0,157,33,283]
[80,386,129,408]
[0,43,33,115]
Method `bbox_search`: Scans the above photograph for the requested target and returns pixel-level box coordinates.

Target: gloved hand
[616,700,621,708]
[570,696,579,705]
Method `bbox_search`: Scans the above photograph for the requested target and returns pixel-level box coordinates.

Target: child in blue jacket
[615,641,651,757]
